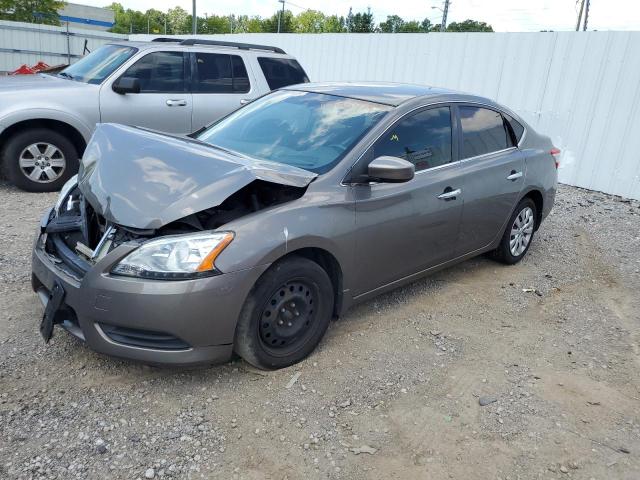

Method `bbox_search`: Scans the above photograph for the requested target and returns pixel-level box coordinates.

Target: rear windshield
[197,90,391,174]
[258,57,309,90]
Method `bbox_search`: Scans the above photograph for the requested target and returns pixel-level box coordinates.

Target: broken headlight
[54,174,78,213]
[111,231,234,280]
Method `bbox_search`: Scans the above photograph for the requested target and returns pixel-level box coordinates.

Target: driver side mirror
[367,156,415,183]
[112,77,140,94]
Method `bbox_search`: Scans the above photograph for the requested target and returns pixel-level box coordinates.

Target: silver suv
[0,38,309,192]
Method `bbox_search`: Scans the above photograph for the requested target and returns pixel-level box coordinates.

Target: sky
[78,0,640,32]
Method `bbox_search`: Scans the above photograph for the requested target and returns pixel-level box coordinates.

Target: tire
[2,128,79,192]
[234,256,334,370]
[492,197,537,265]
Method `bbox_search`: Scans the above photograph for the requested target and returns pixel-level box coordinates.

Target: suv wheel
[234,257,334,370]
[2,128,79,192]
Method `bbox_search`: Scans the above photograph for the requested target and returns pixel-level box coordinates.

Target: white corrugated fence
[2,25,639,199]
[0,19,126,72]
[134,32,640,200]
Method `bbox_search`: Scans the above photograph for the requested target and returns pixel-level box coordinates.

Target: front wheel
[2,128,79,192]
[234,257,334,370]
[492,198,537,264]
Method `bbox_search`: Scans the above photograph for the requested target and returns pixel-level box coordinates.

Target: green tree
[144,8,166,34]
[202,14,231,34]
[0,0,64,25]
[261,9,295,33]
[231,14,263,33]
[380,15,433,33]
[295,9,325,33]
[350,11,375,33]
[166,6,189,34]
[323,14,345,32]
[379,15,404,33]
[446,19,493,32]
[108,3,148,34]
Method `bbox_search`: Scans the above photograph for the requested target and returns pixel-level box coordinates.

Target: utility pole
[277,0,285,33]
[583,0,591,31]
[575,0,585,31]
[147,15,150,34]
[192,0,197,34]
[164,13,167,34]
[440,0,450,32]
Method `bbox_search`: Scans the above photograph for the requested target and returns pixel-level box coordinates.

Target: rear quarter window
[258,57,309,90]
[503,113,525,145]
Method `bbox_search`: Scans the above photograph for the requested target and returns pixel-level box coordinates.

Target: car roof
[111,40,291,57]
[283,82,465,106]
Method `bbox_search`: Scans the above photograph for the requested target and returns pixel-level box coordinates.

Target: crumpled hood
[78,124,317,230]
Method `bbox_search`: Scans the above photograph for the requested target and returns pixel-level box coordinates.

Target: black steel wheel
[259,280,319,353]
[234,256,334,370]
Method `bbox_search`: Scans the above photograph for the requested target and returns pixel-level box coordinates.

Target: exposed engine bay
[44,179,307,275]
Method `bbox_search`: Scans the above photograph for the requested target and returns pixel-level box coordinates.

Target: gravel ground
[1,182,639,480]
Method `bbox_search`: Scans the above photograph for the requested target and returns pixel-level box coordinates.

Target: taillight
[550,147,561,169]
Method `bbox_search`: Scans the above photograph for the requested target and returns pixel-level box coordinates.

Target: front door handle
[437,188,462,200]
[166,99,187,107]
[507,170,523,181]
[240,98,251,105]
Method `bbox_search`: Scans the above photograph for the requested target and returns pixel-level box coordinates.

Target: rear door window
[193,53,250,93]
[257,57,309,90]
[459,106,511,159]
[121,51,186,93]
[373,106,453,172]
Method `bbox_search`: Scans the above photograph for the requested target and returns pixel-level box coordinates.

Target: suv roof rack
[151,37,181,43]
[150,37,286,54]
[177,38,286,54]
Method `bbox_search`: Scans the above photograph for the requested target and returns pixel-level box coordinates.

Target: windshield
[59,44,137,85]
[196,90,391,174]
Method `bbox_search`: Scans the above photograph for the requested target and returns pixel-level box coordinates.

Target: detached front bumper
[31,221,268,367]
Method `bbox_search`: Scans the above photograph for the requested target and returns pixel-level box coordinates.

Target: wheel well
[283,248,344,319]
[0,119,87,159]
[523,190,544,229]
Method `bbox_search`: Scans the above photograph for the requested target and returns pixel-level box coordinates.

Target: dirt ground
[1,182,639,480]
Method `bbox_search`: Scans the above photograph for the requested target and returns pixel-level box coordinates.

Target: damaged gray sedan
[31,83,558,369]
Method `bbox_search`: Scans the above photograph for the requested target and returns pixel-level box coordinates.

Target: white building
[57,2,115,31]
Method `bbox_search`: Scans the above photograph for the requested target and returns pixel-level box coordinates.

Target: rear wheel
[234,256,334,370]
[2,128,78,192]
[492,198,537,264]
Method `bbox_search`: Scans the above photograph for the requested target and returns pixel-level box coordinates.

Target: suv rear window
[258,57,309,90]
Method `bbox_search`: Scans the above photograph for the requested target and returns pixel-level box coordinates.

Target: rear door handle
[166,99,187,107]
[437,188,462,200]
[507,170,523,181]
[240,98,251,105]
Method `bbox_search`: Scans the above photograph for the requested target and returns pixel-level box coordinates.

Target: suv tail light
[550,147,561,169]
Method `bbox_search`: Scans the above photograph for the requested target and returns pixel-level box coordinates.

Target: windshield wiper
[58,72,74,80]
